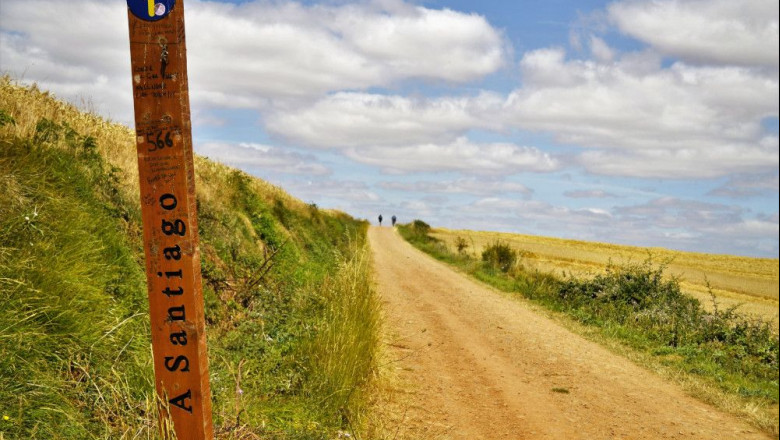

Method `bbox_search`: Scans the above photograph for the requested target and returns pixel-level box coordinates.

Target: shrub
[558,261,779,378]
[481,241,517,272]
[411,219,431,236]
[455,236,469,254]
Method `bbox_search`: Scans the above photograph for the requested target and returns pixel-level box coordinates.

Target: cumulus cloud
[589,35,615,63]
[380,178,533,197]
[265,92,503,148]
[266,32,779,179]
[0,0,132,120]
[577,141,778,179]
[1,0,507,118]
[608,0,779,67]
[708,172,780,198]
[283,179,381,204]
[195,142,330,175]
[452,196,778,256]
[563,190,619,199]
[612,198,778,254]
[397,199,441,219]
[452,197,615,239]
[343,137,559,174]
[323,1,507,82]
[506,48,779,178]
[615,197,742,228]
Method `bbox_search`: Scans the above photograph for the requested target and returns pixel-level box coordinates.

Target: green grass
[398,222,779,435]
[1,126,153,438]
[1,77,381,439]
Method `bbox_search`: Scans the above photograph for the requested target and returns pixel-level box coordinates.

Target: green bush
[411,219,431,236]
[481,241,517,272]
[559,261,778,389]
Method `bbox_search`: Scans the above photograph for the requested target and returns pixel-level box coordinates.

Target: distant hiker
[391,215,397,226]
[378,214,383,226]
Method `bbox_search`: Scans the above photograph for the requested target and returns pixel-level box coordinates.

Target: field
[432,228,779,329]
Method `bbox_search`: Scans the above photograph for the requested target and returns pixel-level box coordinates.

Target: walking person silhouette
[391,215,397,226]
[378,214,383,226]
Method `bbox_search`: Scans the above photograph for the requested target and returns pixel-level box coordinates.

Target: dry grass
[0,75,311,230]
[433,228,779,329]
[0,76,139,195]
[1,76,381,439]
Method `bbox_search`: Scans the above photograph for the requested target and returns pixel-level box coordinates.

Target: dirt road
[368,227,770,440]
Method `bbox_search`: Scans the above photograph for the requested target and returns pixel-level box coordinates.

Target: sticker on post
[127,0,175,21]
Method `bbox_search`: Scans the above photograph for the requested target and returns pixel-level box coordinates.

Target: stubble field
[431,228,779,330]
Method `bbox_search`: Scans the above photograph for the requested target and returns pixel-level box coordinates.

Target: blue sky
[2,0,778,257]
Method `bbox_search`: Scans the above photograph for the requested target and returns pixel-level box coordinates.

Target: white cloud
[343,137,559,175]
[284,179,381,204]
[195,142,330,175]
[325,2,507,82]
[507,49,779,178]
[398,199,439,219]
[264,39,778,179]
[452,196,777,256]
[1,0,507,119]
[608,0,779,67]
[589,35,614,63]
[577,141,779,178]
[563,189,619,199]
[613,198,779,253]
[459,198,615,233]
[615,197,742,227]
[708,172,780,198]
[265,92,503,148]
[380,178,533,197]
[0,0,132,120]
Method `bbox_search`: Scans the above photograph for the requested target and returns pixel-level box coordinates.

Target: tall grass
[0,121,154,439]
[305,242,381,437]
[1,77,381,439]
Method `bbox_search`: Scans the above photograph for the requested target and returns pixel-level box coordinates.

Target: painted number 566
[147,130,173,152]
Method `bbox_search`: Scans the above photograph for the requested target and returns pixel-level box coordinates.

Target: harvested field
[432,228,779,329]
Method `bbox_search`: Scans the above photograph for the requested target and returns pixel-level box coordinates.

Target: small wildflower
[2,414,9,421]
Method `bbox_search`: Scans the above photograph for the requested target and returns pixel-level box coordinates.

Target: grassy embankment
[0,76,381,439]
[399,220,779,436]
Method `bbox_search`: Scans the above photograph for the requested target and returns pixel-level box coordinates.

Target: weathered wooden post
[125,1,213,438]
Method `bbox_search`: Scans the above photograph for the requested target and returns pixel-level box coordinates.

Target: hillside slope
[0,77,379,439]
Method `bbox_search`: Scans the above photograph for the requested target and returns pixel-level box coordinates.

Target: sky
[1,0,778,257]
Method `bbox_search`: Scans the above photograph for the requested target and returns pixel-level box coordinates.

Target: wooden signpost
[125,1,213,438]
